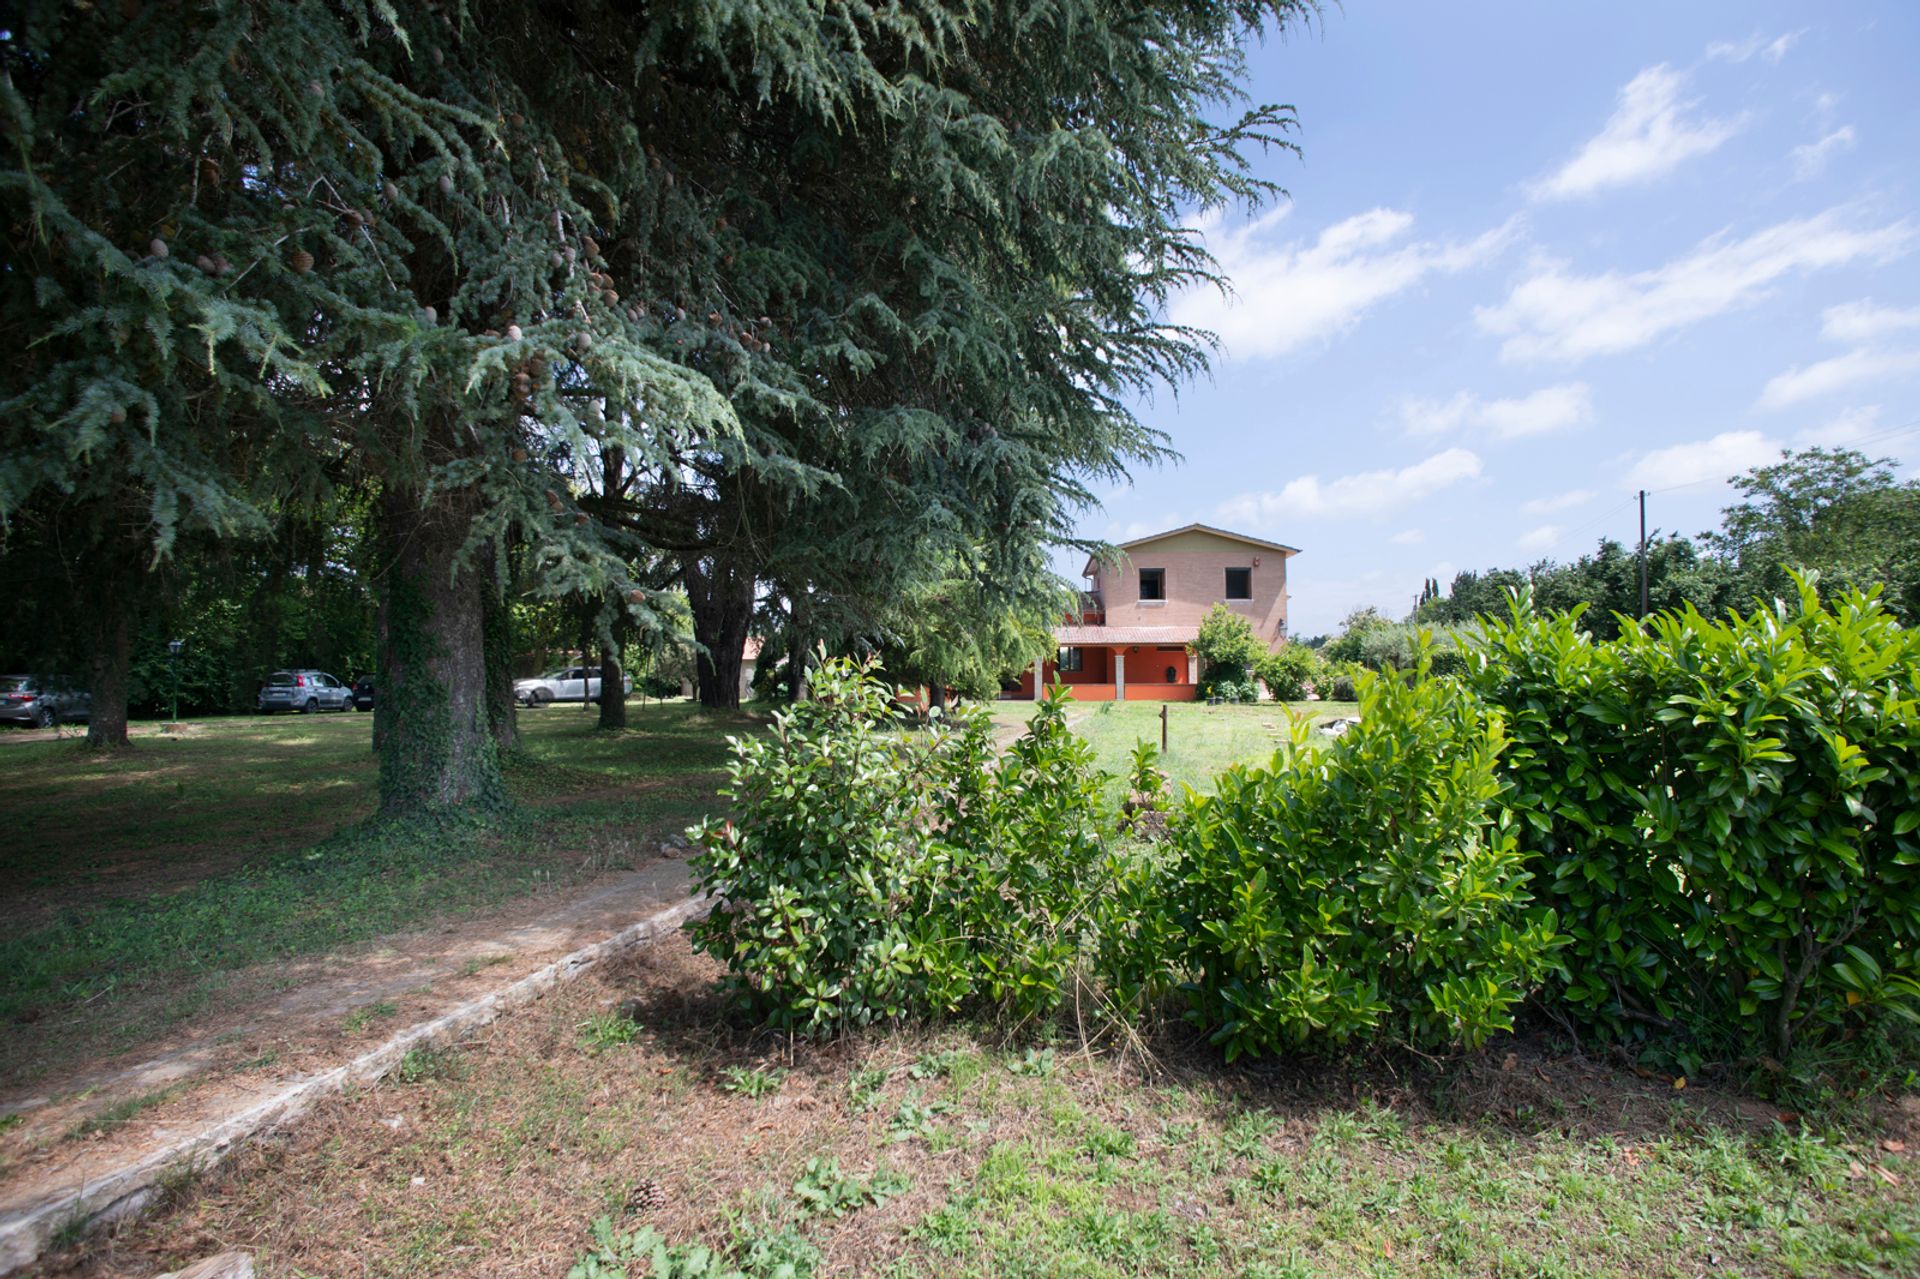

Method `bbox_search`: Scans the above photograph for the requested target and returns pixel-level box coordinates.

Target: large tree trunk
[84,567,133,749]
[786,629,807,704]
[685,551,754,709]
[597,600,629,730]
[479,543,519,756]
[375,480,503,817]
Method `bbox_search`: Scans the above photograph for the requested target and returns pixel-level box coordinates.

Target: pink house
[1011,523,1298,701]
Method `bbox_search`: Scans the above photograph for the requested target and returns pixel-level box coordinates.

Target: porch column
[1115,649,1126,701]
[1187,650,1198,685]
[1033,656,1044,700]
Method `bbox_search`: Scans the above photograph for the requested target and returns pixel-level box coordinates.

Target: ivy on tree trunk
[480,543,520,758]
[375,475,503,818]
[598,600,629,730]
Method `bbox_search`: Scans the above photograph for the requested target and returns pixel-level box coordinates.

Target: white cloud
[1216,448,1483,524]
[1480,384,1597,439]
[1531,65,1743,201]
[1517,524,1564,552]
[1821,299,1920,344]
[1758,347,1920,409]
[1399,391,1475,436]
[1521,488,1595,516]
[1796,405,1882,448]
[1391,528,1425,545]
[1109,514,1189,542]
[1170,207,1514,359]
[1707,31,1802,64]
[1625,430,1781,490]
[1401,383,1594,440]
[1790,125,1856,180]
[1477,210,1914,362]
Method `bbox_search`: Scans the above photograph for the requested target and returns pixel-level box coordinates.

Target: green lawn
[85,933,1919,1279]
[0,702,756,1085]
[990,699,1359,797]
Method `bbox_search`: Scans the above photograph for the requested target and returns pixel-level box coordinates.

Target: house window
[1225,567,1252,601]
[1138,568,1165,601]
[1056,647,1083,673]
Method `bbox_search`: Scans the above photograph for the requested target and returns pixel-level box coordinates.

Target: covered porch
[1005,626,1200,702]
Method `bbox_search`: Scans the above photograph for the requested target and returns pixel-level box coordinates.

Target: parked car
[257,669,355,713]
[0,675,90,728]
[351,676,376,712]
[513,666,633,706]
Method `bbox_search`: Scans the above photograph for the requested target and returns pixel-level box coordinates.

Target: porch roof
[1053,624,1197,647]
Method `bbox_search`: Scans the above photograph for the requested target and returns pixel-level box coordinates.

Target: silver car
[0,675,90,728]
[257,669,355,713]
[514,666,633,706]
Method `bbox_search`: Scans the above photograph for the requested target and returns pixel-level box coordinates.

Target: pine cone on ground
[625,1178,667,1216]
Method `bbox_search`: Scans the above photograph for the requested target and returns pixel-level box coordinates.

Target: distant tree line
[1410,447,1920,641]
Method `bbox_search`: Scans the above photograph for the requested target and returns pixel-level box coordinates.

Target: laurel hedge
[690,583,1920,1066]
[1470,579,1920,1060]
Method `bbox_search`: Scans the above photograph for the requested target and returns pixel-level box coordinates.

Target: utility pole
[1637,489,1649,619]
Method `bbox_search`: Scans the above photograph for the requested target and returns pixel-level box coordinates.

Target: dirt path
[0,851,702,1274]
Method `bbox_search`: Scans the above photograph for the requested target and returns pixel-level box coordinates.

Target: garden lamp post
[167,638,183,724]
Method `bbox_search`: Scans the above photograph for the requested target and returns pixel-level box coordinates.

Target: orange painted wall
[1004,646,1200,702]
[1120,685,1197,702]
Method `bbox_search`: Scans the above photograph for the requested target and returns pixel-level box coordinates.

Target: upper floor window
[1138,567,1166,601]
[1224,567,1252,601]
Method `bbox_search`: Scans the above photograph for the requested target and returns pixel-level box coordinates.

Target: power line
[1530,492,1638,555]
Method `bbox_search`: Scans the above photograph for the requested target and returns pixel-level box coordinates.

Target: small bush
[1195,604,1267,699]
[1255,645,1322,701]
[687,659,1112,1034]
[1206,676,1259,703]
[1166,648,1562,1058]
[1320,660,1365,702]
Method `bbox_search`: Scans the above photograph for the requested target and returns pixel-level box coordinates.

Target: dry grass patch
[40,932,1920,1279]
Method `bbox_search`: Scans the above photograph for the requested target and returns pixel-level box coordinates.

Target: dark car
[351,677,375,711]
[257,669,354,713]
[0,675,90,728]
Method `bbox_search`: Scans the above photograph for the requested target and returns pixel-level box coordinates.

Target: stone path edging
[0,891,713,1275]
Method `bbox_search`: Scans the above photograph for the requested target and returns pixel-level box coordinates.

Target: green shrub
[1358,623,1417,671]
[1321,606,1390,665]
[686,659,1111,1033]
[686,658,968,1031]
[1166,649,1562,1059]
[1206,676,1259,703]
[1320,660,1365,702]
[1255,645,1322,701]
[1471,579,1920,1059]
[938,684,1114,1019]
[1195,604,1266,699]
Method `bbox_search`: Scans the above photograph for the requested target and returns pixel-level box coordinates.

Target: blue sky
[1082,2,1920,636]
